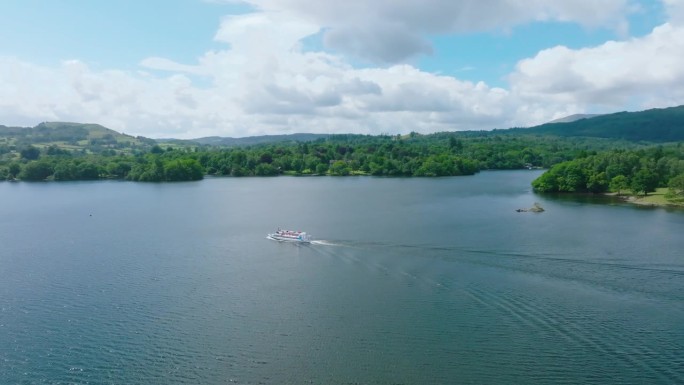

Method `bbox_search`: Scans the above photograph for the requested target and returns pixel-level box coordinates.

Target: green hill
[546,113,602,124]
[189,105,684,145]
[0,122,156,157]
[2,104,684,162]
[510,105,684,142]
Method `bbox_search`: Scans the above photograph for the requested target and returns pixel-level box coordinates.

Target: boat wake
[310,240,343,246]
[266,237,345,247]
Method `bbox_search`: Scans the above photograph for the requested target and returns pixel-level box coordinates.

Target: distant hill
[0,122,156,155]
[0,121,142,143]
[513,105,684,142]
[191,133,331,147]
[2,104,683,158]
[547,113,602,124]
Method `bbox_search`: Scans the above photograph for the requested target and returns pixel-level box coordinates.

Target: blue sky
[0,1,245,68]
[420,17,661,87]
[0,0,682,138]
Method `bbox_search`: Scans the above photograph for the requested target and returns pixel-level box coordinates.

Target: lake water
[1,171,683,384]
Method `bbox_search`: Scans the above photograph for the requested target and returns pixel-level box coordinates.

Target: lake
[1,170,683,384]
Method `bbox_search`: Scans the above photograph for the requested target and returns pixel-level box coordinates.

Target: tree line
[0,133,631,182]
[531,145,684,197]
[0,147,203,182]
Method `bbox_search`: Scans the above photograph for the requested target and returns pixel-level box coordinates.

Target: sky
[1,0,683,138]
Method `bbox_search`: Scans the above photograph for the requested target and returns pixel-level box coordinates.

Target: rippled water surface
[1,171,683,384]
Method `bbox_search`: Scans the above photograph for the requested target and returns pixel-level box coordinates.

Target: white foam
[310,240,341,246]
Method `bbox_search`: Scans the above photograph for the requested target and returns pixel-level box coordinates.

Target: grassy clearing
[629,188,684,207]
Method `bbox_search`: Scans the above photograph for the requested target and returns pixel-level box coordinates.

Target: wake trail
[310,240,344,247]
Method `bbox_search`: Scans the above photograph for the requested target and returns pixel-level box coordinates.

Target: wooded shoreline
[2,107,683,201]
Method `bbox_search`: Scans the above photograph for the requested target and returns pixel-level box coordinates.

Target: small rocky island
[516,202,545,213]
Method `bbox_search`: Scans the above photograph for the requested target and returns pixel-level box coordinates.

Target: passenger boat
[267,229,312,243]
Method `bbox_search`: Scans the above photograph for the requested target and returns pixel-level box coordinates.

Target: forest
[531,145,684,198]
[0,132,637,182]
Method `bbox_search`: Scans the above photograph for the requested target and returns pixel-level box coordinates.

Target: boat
[267,228,312,243]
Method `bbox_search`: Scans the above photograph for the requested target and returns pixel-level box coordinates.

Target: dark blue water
[1,171,683,384]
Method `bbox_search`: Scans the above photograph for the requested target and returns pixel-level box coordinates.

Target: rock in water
[529,202,545,212]
[516,202,545,213]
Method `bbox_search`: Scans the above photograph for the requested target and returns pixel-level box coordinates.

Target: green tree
[131,158,165,182]
[106,161,132,178]
[46,145,70,156]
[315,163,328,175]
[609,175,629,195]
[415,155,453,176]
[254,163,278,176]
[449,137,463,153]
[77,162,101,180]
[330,160,350,176]
[586,172,608,193]
[164,159,204,181]
[19,160,54,181]
[20,145,41,160]
[631,169,658,196]
[53,161,78,180]
[667,173,684,198]
[7,162,21,179]
[532,171,559,192]
[259,152,273,164]
[558,162,586,192]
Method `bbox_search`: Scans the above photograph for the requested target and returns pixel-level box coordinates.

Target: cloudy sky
[1,0,683,138]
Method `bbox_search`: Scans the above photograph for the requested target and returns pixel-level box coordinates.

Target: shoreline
[606,190,684,208]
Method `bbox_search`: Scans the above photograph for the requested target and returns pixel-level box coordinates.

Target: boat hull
[267,235,310,243]
[267,230,311,243]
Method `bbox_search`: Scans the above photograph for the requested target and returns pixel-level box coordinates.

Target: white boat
[267,229,312,243]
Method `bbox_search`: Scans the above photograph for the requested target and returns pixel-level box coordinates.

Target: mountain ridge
[506,105,684,142]
[3,105,684,150]
[546,113,602,124]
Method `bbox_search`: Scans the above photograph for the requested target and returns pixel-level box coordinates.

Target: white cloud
[2,1,684,138]
[663,0,684,24]
[233,0,632,62]
[509,22,684,116]
[140,57,205,75]
[0,22,517,138]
